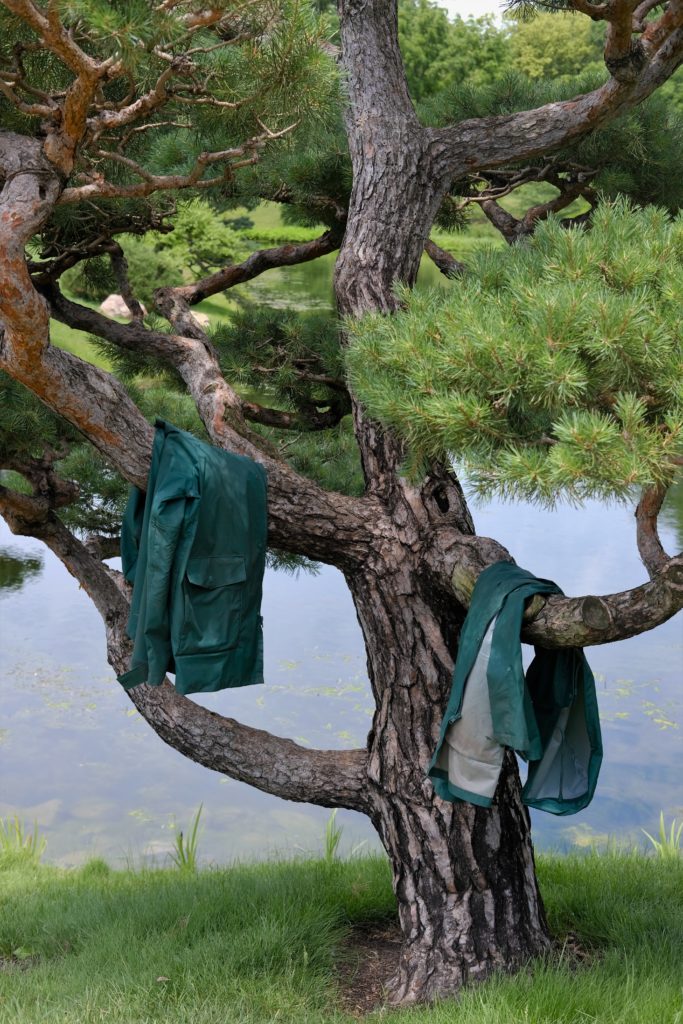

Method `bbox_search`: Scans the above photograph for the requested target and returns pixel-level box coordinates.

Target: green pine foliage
[10,0,340,272]
[213,306,344,407]
[576,92,683,214]
[62,200,247,306]
[57,385,208,537]
[279,420,363,497]
[0,375,76,464]
[53,446,128,538]
[346,200,683,504]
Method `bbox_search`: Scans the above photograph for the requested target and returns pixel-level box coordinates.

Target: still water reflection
[1,485,681,866]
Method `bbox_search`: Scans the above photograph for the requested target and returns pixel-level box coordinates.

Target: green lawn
[50,318,112,369]
[1,850,681,1023]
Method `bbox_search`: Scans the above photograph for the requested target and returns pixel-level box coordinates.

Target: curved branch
[445,534,683,649]
[430,12,683,180]
[0,486,369,812]
[636,482,670,577]
[522,554,683,647]
[168,228,343,306]
[241,399,350,432]
[0,449,78,509]
[481,180,594,245]
[0,136,375,570]
[118,675,369,813]
[42,286,371,566]
[0,133,156,483]
[57,143,262,205]
[2,2,119,172]
[424,239,465,278]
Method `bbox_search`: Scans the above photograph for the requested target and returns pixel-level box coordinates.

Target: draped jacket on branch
[118,419,267,695]
[429,562,603,816]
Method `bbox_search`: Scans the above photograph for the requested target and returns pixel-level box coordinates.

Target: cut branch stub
[580,595,613,631]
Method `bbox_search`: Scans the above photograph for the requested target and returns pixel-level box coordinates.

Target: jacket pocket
[177,555,246,655]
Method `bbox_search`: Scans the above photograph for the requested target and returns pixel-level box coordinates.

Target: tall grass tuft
[0,816,46,867]
[642,812,682,859]
[169,803,203,872]
[323,809,343,862]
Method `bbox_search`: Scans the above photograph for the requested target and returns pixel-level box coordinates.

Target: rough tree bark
[331,1,551,1001]
[1,0,682,1008]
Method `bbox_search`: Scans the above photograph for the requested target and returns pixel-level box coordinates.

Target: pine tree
[1,0,682,1006]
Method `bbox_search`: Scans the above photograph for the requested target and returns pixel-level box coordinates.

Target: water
[1,486,680,866]
[0,249,681,866]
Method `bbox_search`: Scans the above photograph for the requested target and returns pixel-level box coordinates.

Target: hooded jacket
[428,562,602,815]
[118,419,267,695]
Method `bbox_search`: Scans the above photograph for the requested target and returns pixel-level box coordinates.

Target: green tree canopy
[398,1,506,101]
[506,10,604,81]
[346,200,683,503]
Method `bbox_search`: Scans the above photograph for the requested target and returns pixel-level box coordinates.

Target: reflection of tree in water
[0,547,43,596]
[661,475,683,553]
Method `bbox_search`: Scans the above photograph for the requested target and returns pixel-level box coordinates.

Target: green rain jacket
[118,419,267,695]
[428,562,602,815]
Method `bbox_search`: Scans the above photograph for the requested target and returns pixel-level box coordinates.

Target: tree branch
[603,1,647,83]
[0,134,157,483]
[568,1,610,19]
[241,399,350,432]
[633,0,665,31]
[480,199,521,245]
[106,242,146,321]
[0,448,78,509]
[117,673,370,813]
[635,482,671,577]
[522,555,683,647]
[0,488,369,810]
[167,228,343,306]
[38,286,375,567]
[57,141,266,205]
[0,135,375,569]
[86,59,185,136]
[445,533,683,649]
[424,239,465,278]
[430,8,683,180]
[480,180,594,245]
[2,1,120,172]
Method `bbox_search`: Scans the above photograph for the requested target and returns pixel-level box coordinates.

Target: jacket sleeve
[120,485,146,585]
[120,435,198,688]
[141,447,198,685]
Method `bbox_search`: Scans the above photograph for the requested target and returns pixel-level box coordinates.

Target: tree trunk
[332,2,551,1000]
[371,759,549,1003]
[343,545,551,1003]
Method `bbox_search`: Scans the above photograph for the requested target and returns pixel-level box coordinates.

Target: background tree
[398,1,506,100]
[1,0,683,1007]
[507,8,605,80]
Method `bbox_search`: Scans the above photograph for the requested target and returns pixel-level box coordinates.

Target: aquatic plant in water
[642,812,682,859]
[0,816,46,865]
[169,804,203,872]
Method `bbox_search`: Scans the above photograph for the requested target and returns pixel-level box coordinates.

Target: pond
[1,487,681,867]
[0,244,681,867]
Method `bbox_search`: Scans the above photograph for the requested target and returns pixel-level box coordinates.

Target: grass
[169,805,204,873]
[642,812,683,860]
[0,849,681,1024]
[0,816,46,868]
